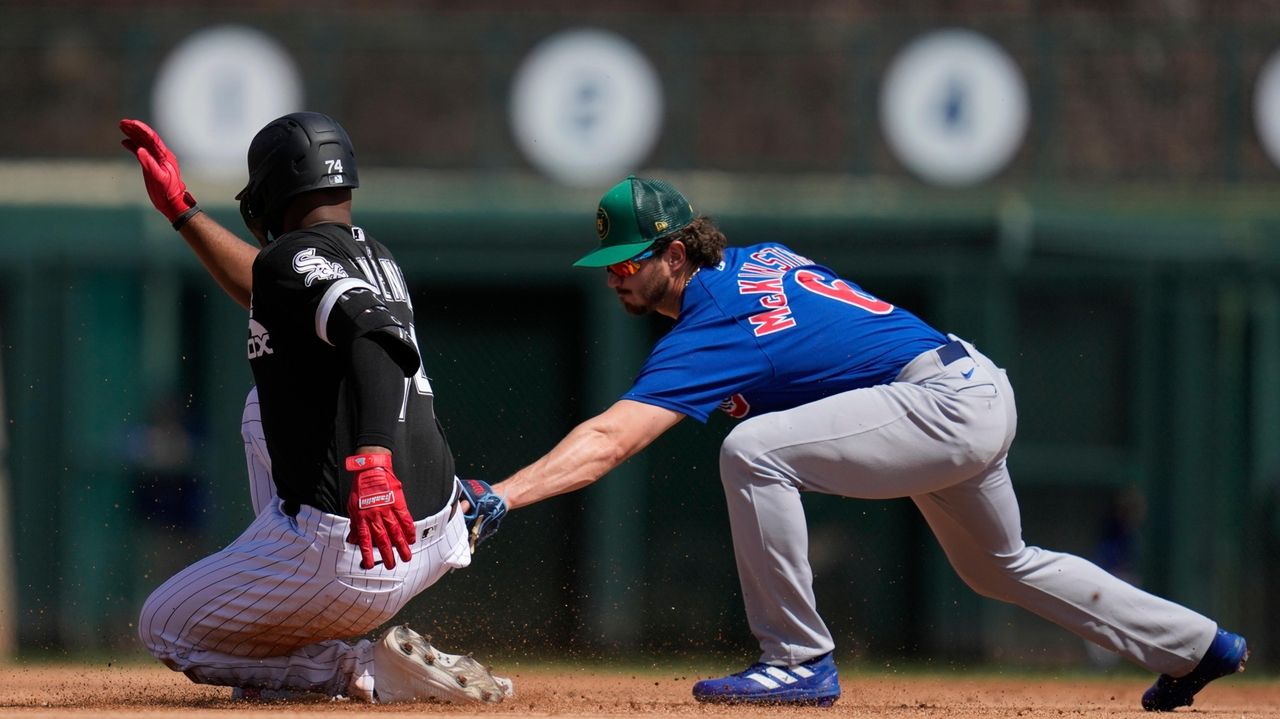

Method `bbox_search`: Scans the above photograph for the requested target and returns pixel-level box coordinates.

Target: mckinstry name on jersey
[247,223,456,517]
[621,243,949,422]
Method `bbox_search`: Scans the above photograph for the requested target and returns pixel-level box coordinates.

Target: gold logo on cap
[596,207,610,240]
[654,220,669,232]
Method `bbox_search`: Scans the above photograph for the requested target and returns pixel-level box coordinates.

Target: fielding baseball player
[120,113,509,703]
[493,176,1248,710]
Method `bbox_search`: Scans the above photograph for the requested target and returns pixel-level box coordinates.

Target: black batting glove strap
[171,204,203,231]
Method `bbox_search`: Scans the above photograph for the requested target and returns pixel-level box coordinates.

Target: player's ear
[666,240,688,268]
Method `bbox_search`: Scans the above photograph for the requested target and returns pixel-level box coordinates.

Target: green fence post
[59,271,142,649]
[4,265,65,650]
[1246,278,1280,649]
[1167,274,1214,610]
[578,281,650,649]
[1211,283,1249,622]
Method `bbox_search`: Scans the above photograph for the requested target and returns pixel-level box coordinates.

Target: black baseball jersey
[247,222,455,517]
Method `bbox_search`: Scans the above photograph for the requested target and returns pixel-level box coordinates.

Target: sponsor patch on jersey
[293,248,349,287]
[719,393,751,419]
[359,491,395,509]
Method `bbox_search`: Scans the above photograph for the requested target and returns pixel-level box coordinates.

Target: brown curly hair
[650,216,727,268]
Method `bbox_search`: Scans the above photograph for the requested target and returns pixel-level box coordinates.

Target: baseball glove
[459,479,506,552]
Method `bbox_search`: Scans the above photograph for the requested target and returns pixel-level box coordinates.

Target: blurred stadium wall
[1,1,1279,671]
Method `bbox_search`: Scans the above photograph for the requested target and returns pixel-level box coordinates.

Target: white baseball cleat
[372,624,513,704]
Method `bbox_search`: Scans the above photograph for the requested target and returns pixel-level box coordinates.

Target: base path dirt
[0,663,1276,718]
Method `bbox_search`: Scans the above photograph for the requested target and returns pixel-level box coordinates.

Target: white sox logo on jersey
[293,248,349,287]
[248,318,273,359]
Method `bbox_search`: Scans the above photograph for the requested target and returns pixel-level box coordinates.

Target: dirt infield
[1,663,1277,718]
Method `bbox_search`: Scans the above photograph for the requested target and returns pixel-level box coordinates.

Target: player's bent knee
[947,550,1038,603]
[137,621,195,672]
[137,591,193,668]
[718,438,756,486]
[954,570,1014,601]
[136,624,180,668]
[719,419,774,474]
[136,609,167,659]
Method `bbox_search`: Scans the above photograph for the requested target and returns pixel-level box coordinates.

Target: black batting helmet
[236,111,359,240]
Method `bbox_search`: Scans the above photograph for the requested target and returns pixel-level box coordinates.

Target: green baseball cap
[574,175,695,267]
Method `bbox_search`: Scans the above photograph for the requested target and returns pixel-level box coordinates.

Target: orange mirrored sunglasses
[605,248,657,279]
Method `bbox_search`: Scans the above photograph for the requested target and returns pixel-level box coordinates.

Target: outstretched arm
[120,118,257,309]
[493,399,685,510]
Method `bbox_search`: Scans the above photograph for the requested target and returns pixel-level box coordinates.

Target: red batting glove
[345,453,416,570]
[118,118,199,227]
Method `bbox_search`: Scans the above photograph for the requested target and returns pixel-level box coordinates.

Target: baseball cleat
[692,652,840,706]
[1141,628,1248,711]
[372,624,513,704]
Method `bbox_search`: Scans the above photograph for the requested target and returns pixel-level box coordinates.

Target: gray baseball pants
[719,337,1217,676]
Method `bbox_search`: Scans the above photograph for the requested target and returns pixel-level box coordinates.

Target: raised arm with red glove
[119,119,201,228]
[118,118,257,309]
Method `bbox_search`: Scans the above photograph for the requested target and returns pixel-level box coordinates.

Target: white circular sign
[1254,48,1280,169]
[152,25,303,179]
[880,29,1029,186]
[510,29,664,187]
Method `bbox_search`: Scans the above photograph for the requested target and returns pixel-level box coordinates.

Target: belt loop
[936,340,969,366]
[448,479,462,520]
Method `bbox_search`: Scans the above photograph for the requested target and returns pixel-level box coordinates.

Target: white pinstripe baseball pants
[719,337,1218,676]
[137,388,471,698]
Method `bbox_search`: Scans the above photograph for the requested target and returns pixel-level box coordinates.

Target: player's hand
[459,479,507,552]
[118,118,200,226]
[345,453,416,570]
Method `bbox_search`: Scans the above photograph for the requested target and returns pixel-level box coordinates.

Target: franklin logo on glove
[358,491,395,509]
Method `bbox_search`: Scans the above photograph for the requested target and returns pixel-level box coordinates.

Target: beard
[616,270,667,315]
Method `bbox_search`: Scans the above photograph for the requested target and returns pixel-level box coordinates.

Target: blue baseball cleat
[1141,629,1248,711]
[692,652,840,706]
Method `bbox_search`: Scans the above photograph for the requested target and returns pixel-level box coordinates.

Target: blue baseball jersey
[622,243,949,422]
